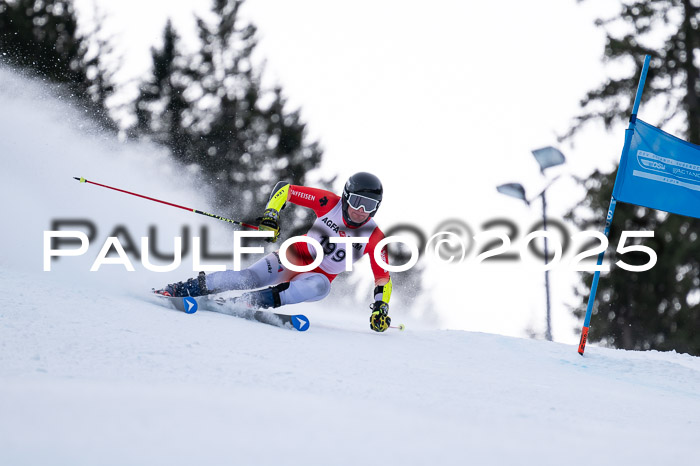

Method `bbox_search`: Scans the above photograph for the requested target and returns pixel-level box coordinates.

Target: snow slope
[1,68,700,465]
[2,265,700,466]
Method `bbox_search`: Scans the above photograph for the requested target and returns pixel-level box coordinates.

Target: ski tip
[291,314,309,331]
[182,297,198,314]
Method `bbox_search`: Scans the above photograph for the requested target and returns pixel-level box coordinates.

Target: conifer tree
[568,0,700,142]
[185,0,323,225]
[133,19,190,158]
[0,0,116,129]
[131,0,323,231]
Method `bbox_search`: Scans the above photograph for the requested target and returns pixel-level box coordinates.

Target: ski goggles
[345,192,380,213]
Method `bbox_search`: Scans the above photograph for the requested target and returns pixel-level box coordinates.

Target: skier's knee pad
[267,274,331,307]
[297,274,331,302]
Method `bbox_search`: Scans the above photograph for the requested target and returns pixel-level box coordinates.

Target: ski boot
[155,272,208,297]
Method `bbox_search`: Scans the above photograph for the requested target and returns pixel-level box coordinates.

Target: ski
[151,293,310,332]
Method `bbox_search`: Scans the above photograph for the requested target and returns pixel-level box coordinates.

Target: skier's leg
[157,252,294,297]
[205,251,295,292]
[282,273,332,305]
[238,272,331,309]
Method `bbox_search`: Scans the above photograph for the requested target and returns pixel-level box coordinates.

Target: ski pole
[73,177,259,230]
[390,324,406,331]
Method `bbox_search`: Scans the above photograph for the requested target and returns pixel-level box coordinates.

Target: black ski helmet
[342,172,383,228]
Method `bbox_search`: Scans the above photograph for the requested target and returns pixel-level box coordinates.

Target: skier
[155,172,394,332]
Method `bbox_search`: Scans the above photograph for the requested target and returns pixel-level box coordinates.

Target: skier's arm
[259,182,339,242]
[265,181,291,212]
[367,227,393,333]
[373,278,392,303]
[265,182,339,216]
[258,181,289,242]
[367,227,392,301]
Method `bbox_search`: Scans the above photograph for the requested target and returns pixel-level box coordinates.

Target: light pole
[497,146,565,341]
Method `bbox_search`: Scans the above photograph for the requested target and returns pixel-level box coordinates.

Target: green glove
[369,301,391,332]
[259,208,280,242]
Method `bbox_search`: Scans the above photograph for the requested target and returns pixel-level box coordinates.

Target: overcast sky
[71,0,644,343]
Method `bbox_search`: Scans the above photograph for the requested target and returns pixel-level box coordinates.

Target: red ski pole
[73,177,259,230]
